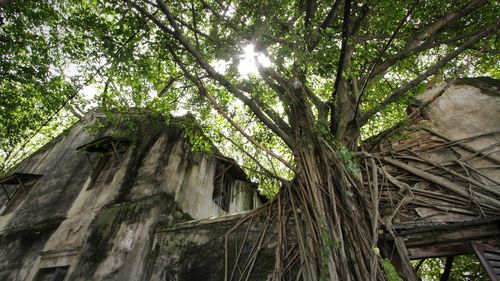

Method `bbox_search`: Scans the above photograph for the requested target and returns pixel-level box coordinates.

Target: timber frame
[0,173,42,215]
[76,136,130,156]
[394,218,500,259]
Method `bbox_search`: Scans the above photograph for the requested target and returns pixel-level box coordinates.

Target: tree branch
[130,0,294,147]
[304,0,317,30]
[359,21,498,126]
[320,0,341,30]
[307,0,341,51]
[155,0,292,143]
[365,0,487,81]
[218,131,288,182]
[348,3,369,37]
[353,0,420,121]
[173,13,213,42]
[440,256,454,281]
[168,47,295,171]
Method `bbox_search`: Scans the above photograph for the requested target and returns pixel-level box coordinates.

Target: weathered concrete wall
[0,228,56,280]
[417,78,500,189]
[149,216,276,281]
[2,121,93,232]
[382,77,500,226]
[64,194,189,281]
[0,112,261,281]
[418,77,500,173]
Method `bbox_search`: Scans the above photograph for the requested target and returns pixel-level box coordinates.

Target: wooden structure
[369,79,500,280]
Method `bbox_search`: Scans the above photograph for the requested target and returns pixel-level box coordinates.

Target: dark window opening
[212,161,234,212]
[86,153,122,189]
[0,173,42,216]
[77,136,130,190]
[34,266,69,281]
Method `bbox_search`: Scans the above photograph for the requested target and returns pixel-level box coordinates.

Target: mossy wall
[0,226,57,281]
[150,219,276,281]
[0,111,260,281]
[67,194,190,281]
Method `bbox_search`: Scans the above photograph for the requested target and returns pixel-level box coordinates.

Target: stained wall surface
[0,113,261,281]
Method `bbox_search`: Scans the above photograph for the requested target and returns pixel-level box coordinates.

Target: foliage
[414,255,488,281]
[0,1,80,172]
[382,259,403,281]
[339,146,360,174]
[1,0,498,179]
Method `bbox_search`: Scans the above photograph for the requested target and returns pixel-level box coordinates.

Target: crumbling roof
[368,79,500,228]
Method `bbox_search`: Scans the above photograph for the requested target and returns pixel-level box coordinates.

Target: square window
[34,266,69,281]
[212,162,233,212]
[0,173,41,215]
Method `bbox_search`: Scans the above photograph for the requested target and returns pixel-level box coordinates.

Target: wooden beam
[407,241,468,259]
[392,219,500,259]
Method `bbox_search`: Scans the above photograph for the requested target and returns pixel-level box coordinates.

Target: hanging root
[224,130,500,280]
[224,139,390,281]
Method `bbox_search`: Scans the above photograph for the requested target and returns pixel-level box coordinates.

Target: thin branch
[320,0,341,30]
[301,78,328,116]
[167,46,295,171]
[353,34,391,44]
[440,256,454,281]
[359,21,498,125]
[308,0,341,51]
[157,75,180,97]
[365,0,487,80]
[217,132,288,182]
[414,258,426,272]
[190,0,200,48]
[353,0,420,120]
[173,13,213,42]
[348,3,370,37]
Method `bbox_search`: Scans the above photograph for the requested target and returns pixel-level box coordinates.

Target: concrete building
[0,113,262,281]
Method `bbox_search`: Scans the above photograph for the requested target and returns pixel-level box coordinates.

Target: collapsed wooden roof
[368,78,500,227]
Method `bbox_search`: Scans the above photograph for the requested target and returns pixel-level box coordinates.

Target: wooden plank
[471,242,500,281]
[407,241,468,259]
[402,221,500,248]
[396,219,500,260]
[486,252,500,262]
[0,173,42,185]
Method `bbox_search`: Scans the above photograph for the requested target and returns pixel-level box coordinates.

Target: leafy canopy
[0,0,498,192]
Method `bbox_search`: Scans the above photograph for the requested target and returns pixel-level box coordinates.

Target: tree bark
[440,256,454,281]
[284,89,388,280]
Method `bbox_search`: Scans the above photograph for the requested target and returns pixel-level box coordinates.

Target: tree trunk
[285,89,386,280]
[289,136,384,280]
[227,90,412,280]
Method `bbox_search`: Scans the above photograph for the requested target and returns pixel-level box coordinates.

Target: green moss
[382,259,403,281]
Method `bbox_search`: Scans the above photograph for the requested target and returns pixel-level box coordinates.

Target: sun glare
[237,44,271,78]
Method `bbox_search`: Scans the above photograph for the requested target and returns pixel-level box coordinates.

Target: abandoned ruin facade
[0,113,263,281]
[0,77,499,280]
